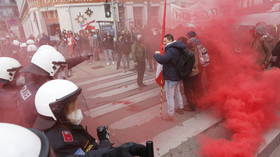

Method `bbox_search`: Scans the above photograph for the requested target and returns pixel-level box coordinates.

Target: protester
[251,23,274,68]
[132,34,146,88]
[153,34,185,121]
[177,36,197,111]
[186,31,210,103]
[102,33,114,66]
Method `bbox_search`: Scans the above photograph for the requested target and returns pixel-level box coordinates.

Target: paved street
[69,60,221,157]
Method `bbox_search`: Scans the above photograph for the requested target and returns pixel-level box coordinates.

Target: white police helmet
[27,44,38,52]
[20,43,27,48]
[12,40,20,46]
[31,45,66,76]
[26,39,35,45]
[0,123,49,157]
[0,57,21,82]
[35,79,81,121]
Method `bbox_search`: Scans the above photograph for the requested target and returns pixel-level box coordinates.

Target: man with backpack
[185,31,210,111]
[154,34,190,121]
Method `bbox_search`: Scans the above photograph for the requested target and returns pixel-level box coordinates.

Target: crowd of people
[1,21,280,156]
[0,26,162,87]
[0,27,158,156]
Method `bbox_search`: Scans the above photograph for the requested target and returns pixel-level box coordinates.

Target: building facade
[0,0,20,37]
[15,0,164,39]
[168,0,219,28]
[236,0,280,26]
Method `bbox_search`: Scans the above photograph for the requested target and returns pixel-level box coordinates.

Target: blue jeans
[165,80,184,116]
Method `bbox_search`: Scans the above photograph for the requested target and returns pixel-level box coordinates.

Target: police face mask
[67,109,84,125]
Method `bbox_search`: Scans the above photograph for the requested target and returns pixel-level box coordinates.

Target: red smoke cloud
[195,5,280,157]
[166,0,280,156]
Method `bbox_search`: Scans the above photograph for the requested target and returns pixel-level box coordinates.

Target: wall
[56,3,113,33]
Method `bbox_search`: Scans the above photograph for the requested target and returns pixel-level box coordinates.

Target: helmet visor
[49,88,89,121]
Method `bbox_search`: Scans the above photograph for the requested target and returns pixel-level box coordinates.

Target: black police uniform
[18,79,47,127]
[0,84,22,124]
[45,123,106,157]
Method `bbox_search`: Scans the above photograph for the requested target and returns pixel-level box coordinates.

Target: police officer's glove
[103,142,146,157]
[80,142,146,157]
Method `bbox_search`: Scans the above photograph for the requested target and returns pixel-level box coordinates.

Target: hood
[166,41,186,50]
[188,37,201,45]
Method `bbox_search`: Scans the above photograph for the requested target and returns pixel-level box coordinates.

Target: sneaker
[112,62,115,65]
[106,62,110,66]
[96,126,110,142]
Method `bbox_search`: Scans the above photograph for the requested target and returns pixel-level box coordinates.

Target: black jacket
[17,77,48,127]
[102,36,114,50]
[153,41,186,81]
[45,123,98,157]
[0,85,22,124]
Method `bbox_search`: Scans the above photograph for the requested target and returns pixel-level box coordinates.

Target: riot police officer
[0,123,151,157]
[33,79,111,156]
[17,45,91,127]
[17,45,67,127]
[33,79,149,157]
[0,57,22,124]
[0,123,52,157]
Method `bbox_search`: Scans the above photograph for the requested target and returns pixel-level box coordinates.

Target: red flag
[82,20,96,31]
[84,25,96,30]
[155,0,167,87]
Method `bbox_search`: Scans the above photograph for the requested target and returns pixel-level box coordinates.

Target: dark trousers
[116,53,122,69]
[136,61,145,86]
[182,75,199,110]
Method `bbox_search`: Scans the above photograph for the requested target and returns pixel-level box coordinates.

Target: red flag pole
[160,0,167,56]
[155,0,167,86]
[158,0,167,116]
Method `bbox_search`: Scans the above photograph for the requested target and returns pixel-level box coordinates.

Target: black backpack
[175,48,195,79]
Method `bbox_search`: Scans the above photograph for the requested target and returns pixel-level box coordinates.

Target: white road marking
[89,78,155,98]
[110,105,160,129]
[85,88,160,118]
[86,74,151,91]
[76,72,133,86]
